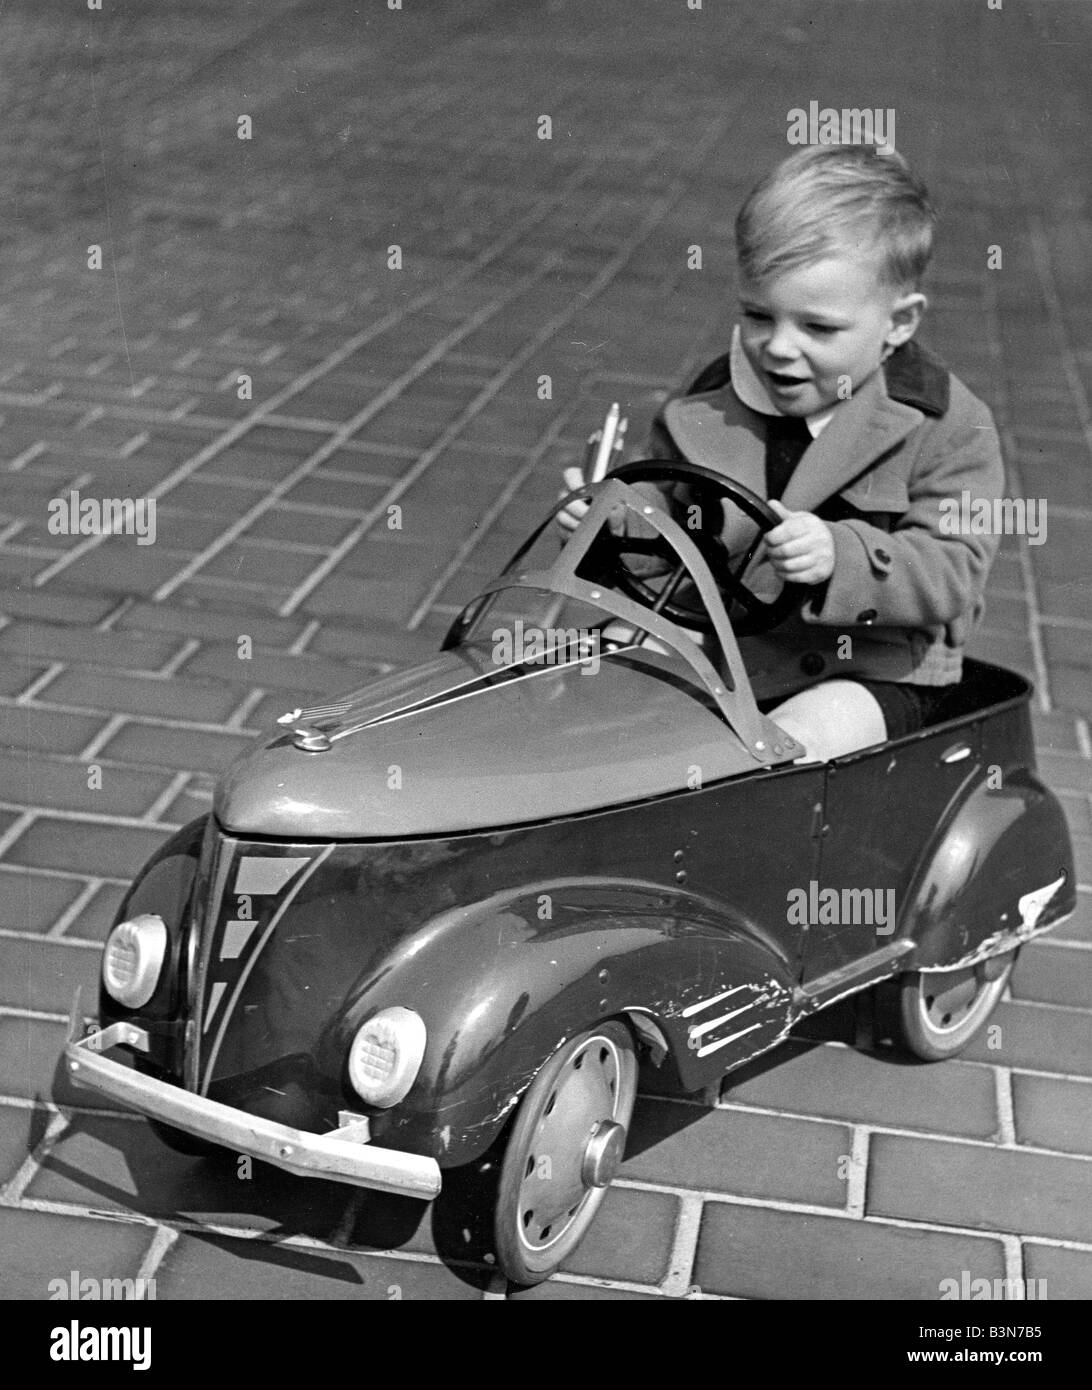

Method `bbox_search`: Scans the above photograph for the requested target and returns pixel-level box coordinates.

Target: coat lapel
[663,391,766,497]
[780,371,924,512]
[663,368,925,516]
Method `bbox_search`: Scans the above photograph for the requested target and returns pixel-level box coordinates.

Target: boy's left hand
[762,500,836,585]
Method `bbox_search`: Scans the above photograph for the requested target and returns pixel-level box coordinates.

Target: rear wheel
[494,1021,638,1286]
[877,950,1017,1061]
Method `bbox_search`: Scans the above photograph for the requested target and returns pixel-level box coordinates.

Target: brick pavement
[1,0,1090,1301]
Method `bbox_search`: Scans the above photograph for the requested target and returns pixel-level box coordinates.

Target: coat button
[857,608,878,624]
[800,652,825,676]
[875,547,892,565]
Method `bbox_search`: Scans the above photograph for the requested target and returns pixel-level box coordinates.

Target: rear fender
[904,768,1074,972]
[342,879,796,1165]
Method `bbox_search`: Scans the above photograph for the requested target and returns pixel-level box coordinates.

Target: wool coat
[641,340,1006,700]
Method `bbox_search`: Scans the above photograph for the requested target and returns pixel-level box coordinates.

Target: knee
[769,680,886,762]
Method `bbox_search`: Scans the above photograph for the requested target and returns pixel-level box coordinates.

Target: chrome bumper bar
[64,1020,441,1200]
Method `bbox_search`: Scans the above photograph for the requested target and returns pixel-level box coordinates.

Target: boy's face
[737,251,925,417]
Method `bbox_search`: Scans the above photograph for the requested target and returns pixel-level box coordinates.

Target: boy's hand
[763,499,835,585]
[557,467,627,536]
[557,467,591,533]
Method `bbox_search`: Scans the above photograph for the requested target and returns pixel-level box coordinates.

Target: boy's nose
[765,326,801,361]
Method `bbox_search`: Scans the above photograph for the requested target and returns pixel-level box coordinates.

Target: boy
[560,144,1005,761]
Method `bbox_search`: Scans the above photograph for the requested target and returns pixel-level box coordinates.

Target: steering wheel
[596,459,805,636]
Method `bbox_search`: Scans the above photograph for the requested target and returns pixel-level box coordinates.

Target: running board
[793,941,915,1013]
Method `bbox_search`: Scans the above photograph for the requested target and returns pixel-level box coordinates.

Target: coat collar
[727,326,836,438]
[663,349,935,512]
[883,338,950,417]
[684,336,951,417]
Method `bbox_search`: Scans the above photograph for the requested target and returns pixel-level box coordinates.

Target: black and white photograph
[1,0,1089,1337]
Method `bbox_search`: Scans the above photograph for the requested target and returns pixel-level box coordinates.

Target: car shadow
[624,996,863,1156]
[43,1054,498,1292]
[38,1102,498,1291]
[40,992,897,1291]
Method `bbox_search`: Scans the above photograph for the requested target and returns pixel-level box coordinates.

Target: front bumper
[64,1021,441,1200]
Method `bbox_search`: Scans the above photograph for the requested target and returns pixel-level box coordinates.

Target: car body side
[96,659,1074,1170]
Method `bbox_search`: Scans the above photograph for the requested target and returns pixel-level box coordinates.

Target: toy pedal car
[65,460,1075,1286]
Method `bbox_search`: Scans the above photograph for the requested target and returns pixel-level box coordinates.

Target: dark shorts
[853,680,956,740]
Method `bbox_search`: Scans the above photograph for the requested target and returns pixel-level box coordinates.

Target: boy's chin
[765,378,837,416]
[775,395,832,417]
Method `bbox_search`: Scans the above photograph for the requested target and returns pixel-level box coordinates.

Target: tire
[494,1020,638,1286]
[877,949,1017,1061]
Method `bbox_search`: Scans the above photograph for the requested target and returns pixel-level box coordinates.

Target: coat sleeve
[801,395,1005,631]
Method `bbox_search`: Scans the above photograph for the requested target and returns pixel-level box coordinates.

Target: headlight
[347,1007,427,1108]
[102,914,169,1009]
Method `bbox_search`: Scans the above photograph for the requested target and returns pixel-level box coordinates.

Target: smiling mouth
[765,370,810,388]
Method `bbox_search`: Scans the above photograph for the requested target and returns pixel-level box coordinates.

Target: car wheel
[878,950,1017,1061]
[494,1020,638,1286]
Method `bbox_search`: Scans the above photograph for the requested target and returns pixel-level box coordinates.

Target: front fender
[344,879,797,1165]
[904,768,1074,971]
[98,814,209,1028]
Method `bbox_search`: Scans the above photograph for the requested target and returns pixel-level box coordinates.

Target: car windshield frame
[442,476,801,766]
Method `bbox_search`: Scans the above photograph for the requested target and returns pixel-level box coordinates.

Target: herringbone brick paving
[1,0,1090,1299]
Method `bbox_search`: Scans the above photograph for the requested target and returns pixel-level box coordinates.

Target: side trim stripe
[696,1020,764,1058]
[688,1000,757,1042]
[680,985,749,1018]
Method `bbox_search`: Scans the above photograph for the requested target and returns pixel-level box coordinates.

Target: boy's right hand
[557,467,629,537]
[557,467,592,533]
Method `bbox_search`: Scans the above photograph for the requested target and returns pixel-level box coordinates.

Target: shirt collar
[729,325,836,438]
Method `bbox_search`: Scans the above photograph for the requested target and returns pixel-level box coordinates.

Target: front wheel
[876,950,1017,1061]
[494,1021,638,1286]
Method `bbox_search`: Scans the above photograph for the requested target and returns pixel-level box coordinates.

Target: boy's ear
[884,291,927,354]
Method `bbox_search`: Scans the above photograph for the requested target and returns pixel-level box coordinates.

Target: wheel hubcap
[516,1036,627,1253]
[919,958,1010,1035]
[581,1120,626,1189]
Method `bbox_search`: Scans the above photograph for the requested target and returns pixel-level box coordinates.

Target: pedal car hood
[216,647,760,838]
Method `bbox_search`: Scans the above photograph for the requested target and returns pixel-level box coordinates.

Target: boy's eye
[741,309,770,321]
[806,323,839,335]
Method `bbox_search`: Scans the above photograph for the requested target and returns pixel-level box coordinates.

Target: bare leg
[768,680,887,763]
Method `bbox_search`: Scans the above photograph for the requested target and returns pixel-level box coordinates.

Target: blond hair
[736,145,937,291]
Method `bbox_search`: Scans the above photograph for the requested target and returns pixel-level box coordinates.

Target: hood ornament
[291,725,332,752]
